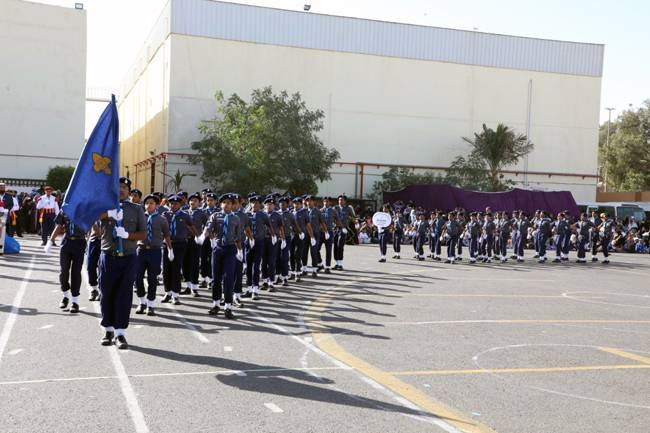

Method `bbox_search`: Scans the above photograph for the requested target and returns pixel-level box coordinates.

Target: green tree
[599,101,650,191]
[45,165,75,191]
[368,167,445,200]
[444,153,494,191]
[190,87,340,195]
[458,123,533,191]
[161,169,196,193]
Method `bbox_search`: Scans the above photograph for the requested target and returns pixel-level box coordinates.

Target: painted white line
[8,348,23,356]
[0,256,36,366]
[264,403,284,413]
[166,306,209,344]
[235,371,247,377]
[133,325,144,329]
[50,289,58,293]
[223,346,233,352]
[38,324,54,330]
[361,376,385,391]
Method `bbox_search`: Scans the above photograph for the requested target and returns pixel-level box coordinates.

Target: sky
[33,0,650,137]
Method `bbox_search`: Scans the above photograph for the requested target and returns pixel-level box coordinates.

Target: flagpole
[112,94,124,255]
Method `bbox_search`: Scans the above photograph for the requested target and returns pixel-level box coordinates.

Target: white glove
[299,232,305,240]
[210,238,218,249]
[324,232,330,240]
[354,223,360,230]
[249,238,255,249]
[310,237,317,247]
[115,226,129,239]
[281,239,287,249]
[43,239,53,254]
[342,228,348,234]
[271,235,277,245]
[195,234,205,245]
[236,249,243,262]
[167,248,175,262]
[107,209,123,221]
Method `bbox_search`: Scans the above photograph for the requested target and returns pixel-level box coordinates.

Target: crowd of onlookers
[0,185,59,237]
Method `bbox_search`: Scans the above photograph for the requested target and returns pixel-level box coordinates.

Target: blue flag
[63,95,120,231]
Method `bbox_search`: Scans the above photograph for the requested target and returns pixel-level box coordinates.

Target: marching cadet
[196,193,243,319]
[532,210,542,258]
[278,196,300,285]
[262,197,282,291]
[377,204,392,263]
[182,193,207,297]
[199,193,219,287]
[430,211,445,261]
[443,211,460,264]
[392,208,405,259]
[86,222,101,301]
[466,212,480,263]
[36,185,59,246]
[244,195,273,299]
[552,212,569,263]
[232,194,253,305]
[304,195,327,277]
[413,211,428,261]
[498,211,511,263]
[456,212,466,261]
[514,212,530,262]
[200,188,213,209]
[44,209,88,313]
[482,213,495,263]
[589,210,602,262]
[290,197,310,282]
[129,188,142,205]
[510,211,520,260]
[333,194,357,271]
[573,212,592,263]
[134,194,171,316]
[161,194,198,305]
[596,212,614,264]
[320,196,344,271]
[98,177,147,349]
[536,211,552,263]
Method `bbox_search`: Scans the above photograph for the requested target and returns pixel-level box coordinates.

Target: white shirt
[36,194,60,213]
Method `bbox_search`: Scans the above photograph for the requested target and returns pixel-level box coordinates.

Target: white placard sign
[372,212,392,228]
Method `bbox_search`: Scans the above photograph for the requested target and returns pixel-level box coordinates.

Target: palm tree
[462,123,533,191]
[160,169,197,193]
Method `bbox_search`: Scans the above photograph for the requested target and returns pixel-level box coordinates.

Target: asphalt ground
[1,234,649,433]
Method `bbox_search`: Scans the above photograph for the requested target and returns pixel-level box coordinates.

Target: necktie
[170,212,177,238]
[251,214,257,236]
[146,211,159,242]
[223,213,230,243]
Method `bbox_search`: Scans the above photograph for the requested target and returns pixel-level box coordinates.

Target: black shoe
[533,254,540,259]
[224,308,235,320]
[192,289,200,297]
[269,285,276,292]
[241,291,253,298]
[199,281,208,288]
[517,259,524,263]
[219,299,225,307]
[553,258,561,263]
[69,303,79,313]
[135,304,146,314]
[444,260,452,264]
[312,271,317,278]
[281,279,288,287]
[114,335,128,350]
[41,241,47,246]
[180,287,192,295]
[146,307,155,316]
[262,281,269,289]
[252,292,260,301]
[324,268,331,274]
[603,259,610,264]
[101,331,114,346]
[378,258,386,263]
[59,297,69,309]
[172,297,181,305]
[160,294,172,303]
[208,306,220,316]
[296,275,301,282]
[591,257,598,262]
[233,298,244,308]
[288,274,295,281]
[89,289,99,301]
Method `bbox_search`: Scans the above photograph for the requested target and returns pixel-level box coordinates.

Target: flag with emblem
[63,95,120,231]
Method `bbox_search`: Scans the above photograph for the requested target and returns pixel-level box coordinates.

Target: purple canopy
[383,184,579,216]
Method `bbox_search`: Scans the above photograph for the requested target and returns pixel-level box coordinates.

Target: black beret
[143,194,160,204]
[119,177,132,188]
[205,193,216,199]
[337,194,347,200]
[130,188,142,196]
[167,194,181,203]
[189,193,201,201]
[218,193,233,203]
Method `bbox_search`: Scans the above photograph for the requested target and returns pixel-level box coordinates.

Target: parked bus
[577,202,646,222]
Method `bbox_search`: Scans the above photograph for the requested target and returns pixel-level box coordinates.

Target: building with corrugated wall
[119,0,603,201]
[0,0,86,190]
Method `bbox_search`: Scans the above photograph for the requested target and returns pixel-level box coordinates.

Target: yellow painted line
[391,364,650,376]
[308,293,497,433]
[598,347,650,365]
[377,320,650,326]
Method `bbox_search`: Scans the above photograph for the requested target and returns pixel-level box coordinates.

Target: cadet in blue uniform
[86,222,101,301]
[552,212,569,263]
[589,211,602,262]
[161,194,198,304]
[262,197,282,291]
[98,177,146,349]
[333,195,357,270]
[573,213,592,263]
[303,196,327,277]
[278,196,299,285]
[597,212,614,264]
[183,193,207,297]
[135,194,171,315]
[129,188,142,205]
[45,209,88,313]
[392,208,405,259]
[290,197,310,282]
[244,195,273,299]
[320,196,344,272]
[498,212,511,263]
[482,213,496,263]
[467,212,480,263]
[430,211,445,261]
[377,204,392,262]
[536,211,552,263]
[196,193,243,319]
[413,211,428,260]
[232,194,253,305]
[199,193,219,287]
[514,212,529,262]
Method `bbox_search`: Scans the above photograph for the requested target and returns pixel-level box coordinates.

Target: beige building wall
[161,34,600,201]
[0,0,86,183]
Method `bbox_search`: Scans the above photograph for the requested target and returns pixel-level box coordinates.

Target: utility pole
[604,107,616,192]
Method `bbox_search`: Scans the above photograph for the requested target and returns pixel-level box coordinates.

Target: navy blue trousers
[163,241,187,294]
[246,238,264,286]
[136,247,161,301]
[99,253,137,330]
[59,239,86,297]
[321,230,334,266]
[262,238,278,281]
[279,236,291,277]
[86,239,101,287]
[183,237,201,284]
[211,244,236,303]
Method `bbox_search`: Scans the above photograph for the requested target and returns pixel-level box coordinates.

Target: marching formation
[44,177,359,349]
[376,205,618,265]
